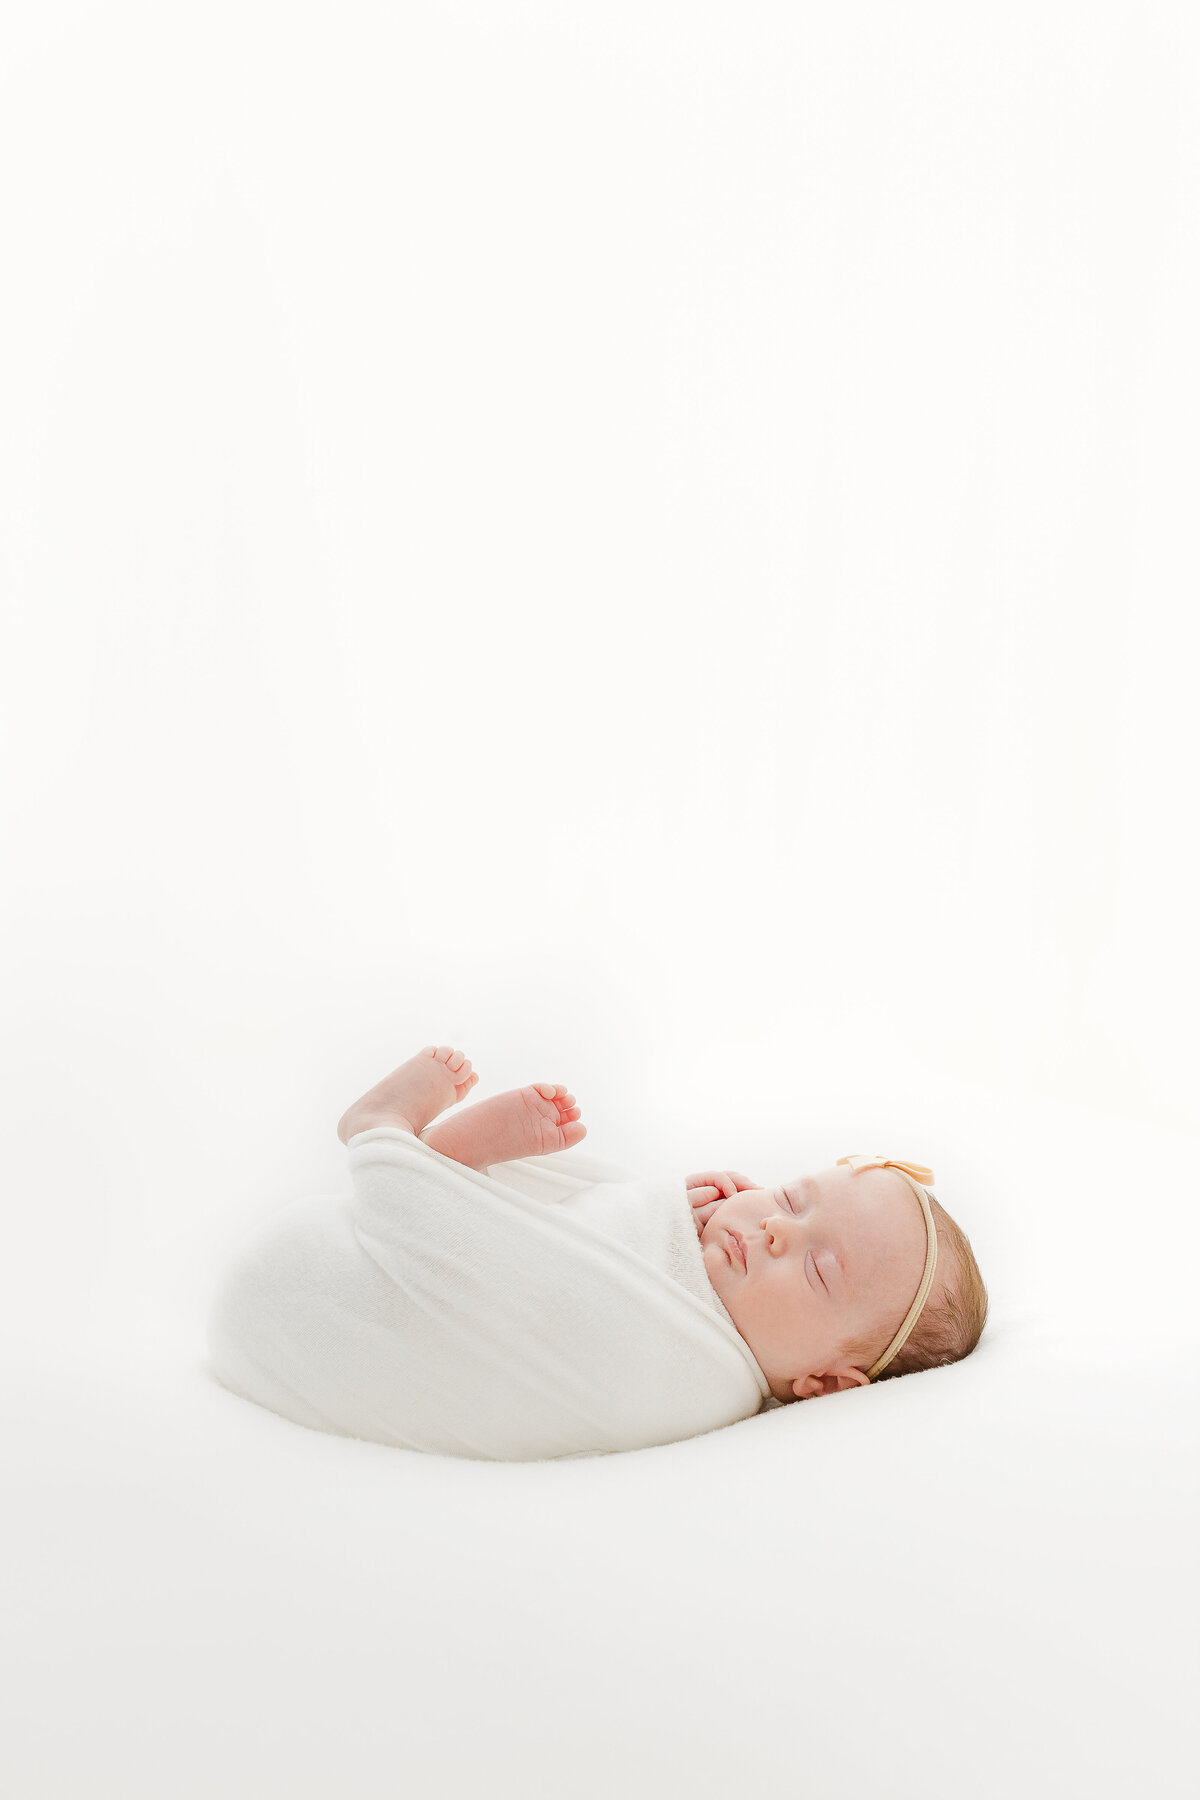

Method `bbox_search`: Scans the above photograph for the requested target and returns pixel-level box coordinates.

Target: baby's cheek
[701,1240,728,1282]
[705,1202,734,1245]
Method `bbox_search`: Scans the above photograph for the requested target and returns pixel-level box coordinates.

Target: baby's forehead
[809,1164,921,1239]
[813,1163,911,1200]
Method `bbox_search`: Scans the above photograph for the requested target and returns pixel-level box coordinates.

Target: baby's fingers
[687,1171,738,1198]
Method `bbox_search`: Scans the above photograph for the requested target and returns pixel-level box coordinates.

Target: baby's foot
[337,1045,479,1144]
[419,1084,585,1171]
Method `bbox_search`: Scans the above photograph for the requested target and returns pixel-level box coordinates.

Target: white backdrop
[1,6,1197,1797]
[3,0,1197,1346]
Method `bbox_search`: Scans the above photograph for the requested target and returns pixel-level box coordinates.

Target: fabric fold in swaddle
[206,1128,769,1461]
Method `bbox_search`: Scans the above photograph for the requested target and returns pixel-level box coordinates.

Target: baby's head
[698,1155,988,1403]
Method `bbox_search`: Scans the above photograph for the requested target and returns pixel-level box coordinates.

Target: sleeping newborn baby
[206,1046,989,1460]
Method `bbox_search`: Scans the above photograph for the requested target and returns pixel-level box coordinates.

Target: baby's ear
[792,1367,871,1400]
[791,1373,828,1400]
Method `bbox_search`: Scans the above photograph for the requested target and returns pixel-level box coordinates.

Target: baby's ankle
[419,1090,542,1170]
[338,1106,419,1143]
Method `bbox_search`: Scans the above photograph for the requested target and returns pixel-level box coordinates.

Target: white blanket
[205,1127,769,1460]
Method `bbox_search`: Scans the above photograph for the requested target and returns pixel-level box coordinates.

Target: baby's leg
[337,1046,477,1144]
[420,1085,585,1171]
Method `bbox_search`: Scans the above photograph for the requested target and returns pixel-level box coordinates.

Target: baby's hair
[838,1195,989,1384]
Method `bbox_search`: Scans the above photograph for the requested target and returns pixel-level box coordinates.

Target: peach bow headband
[836,1155,938,1379]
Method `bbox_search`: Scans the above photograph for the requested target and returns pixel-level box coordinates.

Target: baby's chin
[699,1235,732,1286]
[700,1227,749,1299]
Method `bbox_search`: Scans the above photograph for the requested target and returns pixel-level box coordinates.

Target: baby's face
[699,1163,929,1402]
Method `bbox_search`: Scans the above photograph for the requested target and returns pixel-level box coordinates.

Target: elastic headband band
[836,1154,938,1379]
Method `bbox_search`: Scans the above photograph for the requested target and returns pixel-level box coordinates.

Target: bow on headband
[837,1153,935,1184]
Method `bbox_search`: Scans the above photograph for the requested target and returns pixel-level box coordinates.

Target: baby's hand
[685,1170,760,1236]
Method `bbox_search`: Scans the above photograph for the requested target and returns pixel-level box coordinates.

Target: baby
[337,1045,989,1407]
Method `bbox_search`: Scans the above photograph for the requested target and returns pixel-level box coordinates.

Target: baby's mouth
[727,1229,747,1272]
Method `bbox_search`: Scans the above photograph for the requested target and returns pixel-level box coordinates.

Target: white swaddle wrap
[206,1128,770,1461]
